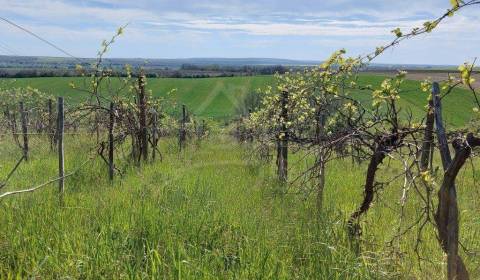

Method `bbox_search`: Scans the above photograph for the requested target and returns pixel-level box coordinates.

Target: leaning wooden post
[420,93,435,171]
[277,90,288,182]
[433,82,452,170]
[179,105,187,150]
[138,75,148,162]
[57,97,65,198]
[19,102,29,161]
[151,109,158,161]
[108,102,115,181]
[432,82,469,280]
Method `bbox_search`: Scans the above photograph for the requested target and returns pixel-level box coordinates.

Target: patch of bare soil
[367,70,480,88]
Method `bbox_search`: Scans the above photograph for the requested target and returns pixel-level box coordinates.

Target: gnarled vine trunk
[347,144,386,236]
[432,82,472,280]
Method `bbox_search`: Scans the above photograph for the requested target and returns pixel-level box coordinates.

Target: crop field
[0,74,476,126]
[0,76,273,120]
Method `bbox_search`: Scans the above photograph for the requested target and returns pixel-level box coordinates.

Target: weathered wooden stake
[57,97,65,198]
[152,109,158,161]
[19,102,29,161]
[108,102,115,181]
[179,105,187,150]
[433,82,452,170]
[193,119,198,139]
[277,90,288,182]
[420,95,435,171]
[315,112,327,213]
[196,119,205,140]
[48,99,54,151]
[138,75,148,161]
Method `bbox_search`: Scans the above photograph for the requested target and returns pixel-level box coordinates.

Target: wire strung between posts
[0,153,97,200]
[0,155,25,190]
[0,134,108,200]
[0,16,80,61]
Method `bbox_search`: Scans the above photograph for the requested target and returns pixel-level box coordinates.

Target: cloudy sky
[0,0,478,65]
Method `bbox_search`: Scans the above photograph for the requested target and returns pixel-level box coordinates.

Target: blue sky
[0,0,478,65]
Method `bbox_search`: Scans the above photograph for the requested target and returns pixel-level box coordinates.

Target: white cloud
[0,0,478,64]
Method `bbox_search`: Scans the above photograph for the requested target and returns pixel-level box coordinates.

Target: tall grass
[0,134,479,279]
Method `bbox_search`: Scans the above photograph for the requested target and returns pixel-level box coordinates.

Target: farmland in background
[1,73,476,126]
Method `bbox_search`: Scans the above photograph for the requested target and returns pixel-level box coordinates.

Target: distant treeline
[0,64,291,78]
[180,64,288,75]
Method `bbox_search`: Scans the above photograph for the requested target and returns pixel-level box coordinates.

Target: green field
[0,76,273,120]
[0,75,476,126]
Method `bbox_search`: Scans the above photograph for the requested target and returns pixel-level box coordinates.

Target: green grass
[0,133,479,279]
[0,135,374,279]
[1,74,476,126]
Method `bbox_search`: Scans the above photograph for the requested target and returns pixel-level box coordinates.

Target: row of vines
[231,1,480,279]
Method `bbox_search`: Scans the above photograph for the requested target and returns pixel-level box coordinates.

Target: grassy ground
[0,133,479,279]
[0,74,475,126]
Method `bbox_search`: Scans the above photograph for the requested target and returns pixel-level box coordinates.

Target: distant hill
[0,56,321,70]
[0,55,464,79]
[0,55,460,70]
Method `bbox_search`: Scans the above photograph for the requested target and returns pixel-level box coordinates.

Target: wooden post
[19,102,29,161]
[197,119,205,140]
[433,82,452,170]
[247,109,253,142]
[315,110,327,213]
[57,97,64,197]
[420,94,435,171]
[277,90,288,182]
[138,75,148,161]
[48,99,54,151]
[432,82,469,280]
[193,119,198,140]
[239,117,245,142]
[179,105,186,150]
[108,102,115,181]
[152,109,158,161]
